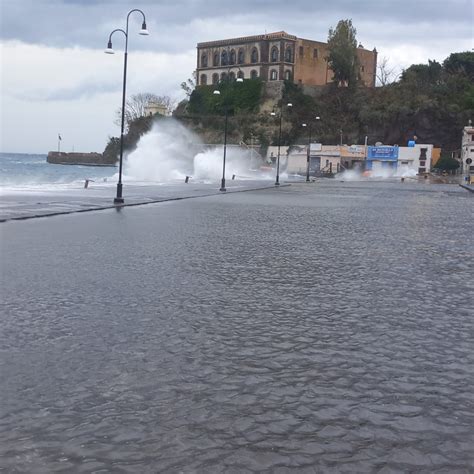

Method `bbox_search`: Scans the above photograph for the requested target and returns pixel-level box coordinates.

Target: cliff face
[47,152,116,166]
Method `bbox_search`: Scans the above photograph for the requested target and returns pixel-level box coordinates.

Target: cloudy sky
[0,0,472,154]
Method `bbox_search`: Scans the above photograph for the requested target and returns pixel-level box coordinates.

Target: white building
[461,125,474,175]
[397,144,433,174]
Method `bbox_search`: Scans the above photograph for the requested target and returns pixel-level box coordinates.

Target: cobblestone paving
[1,181,473,473]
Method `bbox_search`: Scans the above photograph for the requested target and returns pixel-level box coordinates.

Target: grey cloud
[1,0,472,54]
[16,80,121,102]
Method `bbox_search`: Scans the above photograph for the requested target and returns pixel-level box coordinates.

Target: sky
[0,0,472,154]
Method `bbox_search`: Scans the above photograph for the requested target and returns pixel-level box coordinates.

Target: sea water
[0,153,116,193]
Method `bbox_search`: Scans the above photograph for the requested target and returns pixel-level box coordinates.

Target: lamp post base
[219,187,226,192]
[220,178,226,192]
[114,183,124,204]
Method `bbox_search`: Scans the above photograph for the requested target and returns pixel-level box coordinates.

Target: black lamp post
[302,116,320,182]
[105,9,149,204]
[271,102,292,186]
[213,76,243,192]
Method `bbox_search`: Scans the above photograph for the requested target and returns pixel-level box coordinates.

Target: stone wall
[47,152,116,166]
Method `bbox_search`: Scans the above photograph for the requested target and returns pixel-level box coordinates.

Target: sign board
[466,158,473,164]
[367,146,399,160]
[310,143,322,152]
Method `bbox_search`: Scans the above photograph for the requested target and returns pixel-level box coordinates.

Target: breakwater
[47,151,116,166]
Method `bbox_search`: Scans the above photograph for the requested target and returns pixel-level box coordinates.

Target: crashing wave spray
[124,118,266,183]
[124,119,201,182]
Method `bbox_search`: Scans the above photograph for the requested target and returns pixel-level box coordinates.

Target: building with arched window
[195,30,377,88]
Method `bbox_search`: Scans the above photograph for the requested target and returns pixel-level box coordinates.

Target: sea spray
[124,119,201,182]
[124,118,266,183]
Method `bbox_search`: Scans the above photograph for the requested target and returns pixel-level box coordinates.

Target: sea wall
[47,151,116,166]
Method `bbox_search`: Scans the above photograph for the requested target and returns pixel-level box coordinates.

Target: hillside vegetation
[103,51,474,162]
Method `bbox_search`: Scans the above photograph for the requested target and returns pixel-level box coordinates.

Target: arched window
[200,74,207,85]
[230,49,236,65]
[284,70,291,81]
[201,53,208,67]
[212,73,219,85]
[285,47,293,62]
[251,48,258,64]
[271,46,279,62]
[238,49,244,64]
[270,69,278,80]
[213,53,219,66]
[237,70,244,79]
[229,71,236,81]
[220,72,228,81]
[250,70,258,79]
[221,51,228,66]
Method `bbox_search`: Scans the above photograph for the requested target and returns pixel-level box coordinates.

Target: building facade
[196,31,377,87]
[461,124,474,175]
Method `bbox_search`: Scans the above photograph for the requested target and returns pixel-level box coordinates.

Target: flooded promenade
[1,181,473,472]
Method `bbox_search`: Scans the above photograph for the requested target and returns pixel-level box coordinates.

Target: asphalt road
[1,181,473,473]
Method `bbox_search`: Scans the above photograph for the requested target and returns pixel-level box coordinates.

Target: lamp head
[236,77,243,83]
[287,103,293,107]
[302,123,307,127]
[213,90,221,95]
[104,40,114,54]
[270,112,276,116]
[316,116,320,120]
[139,21,149,35]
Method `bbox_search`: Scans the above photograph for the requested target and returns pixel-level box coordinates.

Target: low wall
[47,151,116,166]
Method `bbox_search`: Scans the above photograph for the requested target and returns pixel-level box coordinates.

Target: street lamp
[105,9,149,204]
[302,116,320,182]
[271,102,292,186]
[213,76,243,192]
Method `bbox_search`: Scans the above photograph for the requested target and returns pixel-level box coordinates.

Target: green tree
[326,19,359,87]
[443,52,474,80]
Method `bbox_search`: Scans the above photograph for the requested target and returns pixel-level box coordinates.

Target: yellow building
[196,31,377,87]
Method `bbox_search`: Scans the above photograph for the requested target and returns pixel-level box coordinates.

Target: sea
[0,153,117,193]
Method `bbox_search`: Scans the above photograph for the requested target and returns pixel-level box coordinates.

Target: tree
[443,52,474,80]
[115,93,176,128]
[181,71,197,98]
[376,57,399,86]
[326,19,359,87]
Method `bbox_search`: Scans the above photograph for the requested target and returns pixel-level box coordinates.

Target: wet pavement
[0,179,284,222]
[1,181,473,473]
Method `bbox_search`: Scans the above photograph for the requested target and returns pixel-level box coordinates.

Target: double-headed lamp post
[105,9,149,204]
[213,77,243,192]
[271,102,292,186]
[301,116,320,182]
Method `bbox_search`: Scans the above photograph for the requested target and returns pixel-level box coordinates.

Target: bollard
[232,174,236,180]
[185,176,190,183]
[84,179,89,189]
[401,177,405,182]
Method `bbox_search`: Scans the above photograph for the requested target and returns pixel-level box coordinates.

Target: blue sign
[367,146,399,160]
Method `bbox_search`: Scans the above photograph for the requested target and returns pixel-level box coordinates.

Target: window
[221,51,228,66]
[238,49,245,64]
[220,72,228,81]
[420,160,426,166]
[201,53,208,67]
[230,49,236,65]
[212,73,219,85]
[237,70,244,79]
[250,69,258,79]
[299,46,304,56]
[229,71,236,81]
[313,48,318,59]
[251,48,258,63]
[271,46,279,62]
[200,74,207,85]
[213,53,219,66]
[284,70,291,80]
[270,69,278,80]
[285,47,293,62]
[361,65,365,72]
